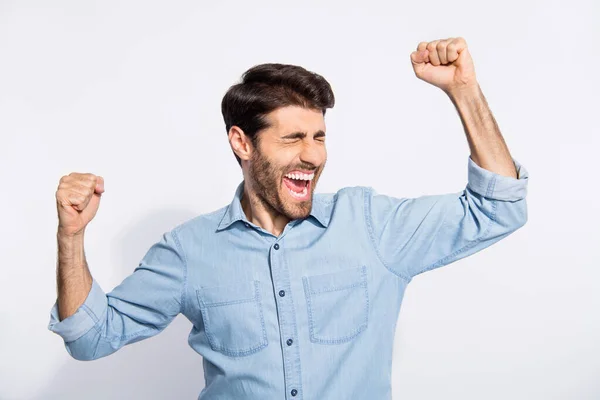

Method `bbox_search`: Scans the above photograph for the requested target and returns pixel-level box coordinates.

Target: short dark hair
[221,63,335,166]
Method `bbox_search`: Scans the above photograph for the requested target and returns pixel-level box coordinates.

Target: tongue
[283,177,306,193]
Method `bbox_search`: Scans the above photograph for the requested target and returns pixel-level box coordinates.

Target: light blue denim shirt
[49,156,529,399]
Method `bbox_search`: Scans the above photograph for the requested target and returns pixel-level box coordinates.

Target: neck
[240,182,290,237]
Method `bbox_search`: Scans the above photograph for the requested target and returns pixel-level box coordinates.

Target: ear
[228,126,253,162]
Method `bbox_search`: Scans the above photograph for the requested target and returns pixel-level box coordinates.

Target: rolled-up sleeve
[466,156,528,201]
[47,228,187,361]
[48,278,107,343]
[365,156,529,281]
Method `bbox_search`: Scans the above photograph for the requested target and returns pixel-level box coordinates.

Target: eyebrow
[281,130,326,139]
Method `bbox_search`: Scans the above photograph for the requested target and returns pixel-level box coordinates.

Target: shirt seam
[89,305,159,342]
[172,227,188,316]
[362,187,412,284]
[418,177,499,275]
[486,174,496,198]
[70,303,100,343]
[81,228,190,353]
[60,290,102,344]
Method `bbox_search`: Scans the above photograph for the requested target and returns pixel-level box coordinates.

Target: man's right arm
[49,228,187,361]
[56,231,92,322]
[49,173,186,360]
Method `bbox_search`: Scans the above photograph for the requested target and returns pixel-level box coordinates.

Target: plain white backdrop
[1,0,598,399]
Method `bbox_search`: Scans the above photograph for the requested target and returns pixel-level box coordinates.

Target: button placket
[269,240,303,399]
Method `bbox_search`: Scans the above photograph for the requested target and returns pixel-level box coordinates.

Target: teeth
[284,172,314,181]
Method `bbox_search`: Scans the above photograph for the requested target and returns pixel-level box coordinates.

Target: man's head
[221,63,335,221]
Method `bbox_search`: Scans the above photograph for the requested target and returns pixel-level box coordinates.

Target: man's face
[246,105,327,221]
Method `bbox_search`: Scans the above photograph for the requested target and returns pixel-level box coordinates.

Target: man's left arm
[364,38,528,281]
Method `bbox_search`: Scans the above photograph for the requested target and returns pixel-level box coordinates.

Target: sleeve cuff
[48,278,107,343]
[467,155,529,201]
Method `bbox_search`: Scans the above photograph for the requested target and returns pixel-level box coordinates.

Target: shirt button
[291,389,298,396]
[274,243,280,250]
[244,223,250,228]
[279,290,285,297]
[286,338,293,346]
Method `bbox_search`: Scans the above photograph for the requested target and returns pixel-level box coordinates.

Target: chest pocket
[196,280,268,357]
[302,265,369,344]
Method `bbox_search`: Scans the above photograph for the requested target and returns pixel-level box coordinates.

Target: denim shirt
[48,156,529,400]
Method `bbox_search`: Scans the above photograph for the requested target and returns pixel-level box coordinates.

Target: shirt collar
[216,181,331,231]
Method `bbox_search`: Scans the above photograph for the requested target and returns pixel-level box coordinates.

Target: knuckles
[56,173,100,203]
[59,173,98,188]
[420,37,466,53]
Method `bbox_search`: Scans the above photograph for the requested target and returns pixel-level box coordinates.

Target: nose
[299,140,325,168]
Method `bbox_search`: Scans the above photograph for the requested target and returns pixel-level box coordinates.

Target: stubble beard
[248,149,322,221]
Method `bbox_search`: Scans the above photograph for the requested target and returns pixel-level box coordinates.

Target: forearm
[56,229,93,321]
[447,84,517,178]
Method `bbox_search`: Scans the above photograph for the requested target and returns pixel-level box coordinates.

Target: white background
[1,0,598,399]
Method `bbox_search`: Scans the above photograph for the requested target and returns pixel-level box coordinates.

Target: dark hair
[221,63,335,166]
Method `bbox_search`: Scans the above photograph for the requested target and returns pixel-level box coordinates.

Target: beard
[247,148,323,221]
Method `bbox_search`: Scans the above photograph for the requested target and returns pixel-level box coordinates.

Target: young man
[49,37,528,399]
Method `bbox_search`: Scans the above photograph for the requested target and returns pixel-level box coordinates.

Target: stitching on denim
[302,276,317,343]
[216,205,234,230]
[92,332,99,360]
[199,296,255,307]
[96,325,158,342]
[198,299,267,357]
[359,265,369,339]
[419,180,499,275]
[71,303,100,345]
[311,193,336,227]
[90,309,105,339]
[486,174,497,198]
[315,194,336,205]
[362,187,412,284]
[172,227,188,316]
[93,318,160,358]
[304,265,369,344]
[309,281,363,295]
[89,303,158,343]
[196,280,268,357]
[81,303,99,325]
[254,280,269,353]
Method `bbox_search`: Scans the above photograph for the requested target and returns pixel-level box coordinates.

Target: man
[49,37,528,399]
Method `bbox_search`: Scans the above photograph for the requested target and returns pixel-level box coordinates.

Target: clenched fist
[55,173,105,237]
[410,37,477,94]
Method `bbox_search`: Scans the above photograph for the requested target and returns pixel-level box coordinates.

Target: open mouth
[282,171,314,201]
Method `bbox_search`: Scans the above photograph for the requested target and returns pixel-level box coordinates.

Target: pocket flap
[304,265,366,295]
[197,280,258,307]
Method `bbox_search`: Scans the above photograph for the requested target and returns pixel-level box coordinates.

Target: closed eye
[282,130,326,141]
[283,134,304,141]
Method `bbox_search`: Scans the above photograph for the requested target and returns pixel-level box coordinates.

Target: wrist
[57,228,85,241]
[445,82,481,101]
